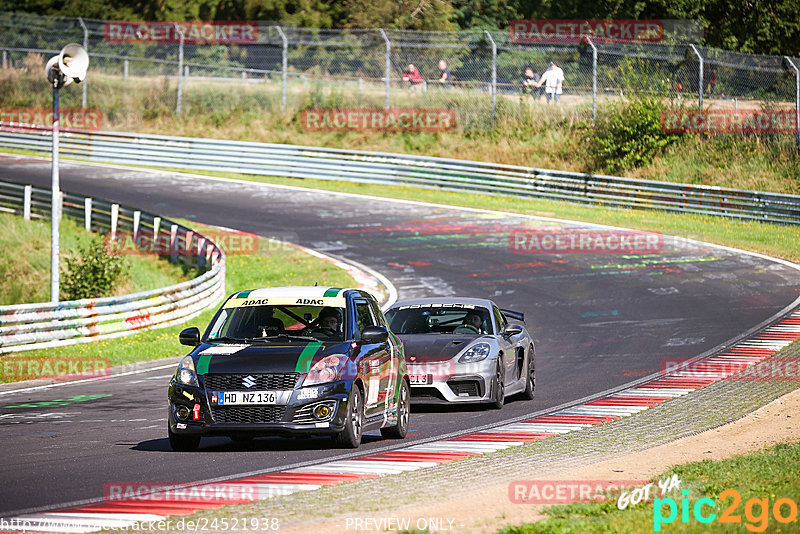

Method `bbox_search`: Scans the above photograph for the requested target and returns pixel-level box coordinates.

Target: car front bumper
[406,359,496,404]
[167,380,353,437]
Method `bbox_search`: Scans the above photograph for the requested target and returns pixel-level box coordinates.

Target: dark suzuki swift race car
[167,286,410,451]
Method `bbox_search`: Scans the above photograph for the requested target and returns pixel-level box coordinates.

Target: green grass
[500,440,800,533]
[0,211,187,305]
[1,236,358,382]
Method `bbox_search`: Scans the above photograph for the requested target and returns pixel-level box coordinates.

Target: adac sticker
[223,296,347,308]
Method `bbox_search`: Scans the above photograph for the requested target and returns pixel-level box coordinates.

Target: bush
[587,96,683,174]
[61,236,127,301]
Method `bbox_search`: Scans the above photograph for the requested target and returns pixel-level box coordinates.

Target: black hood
[192,341,350,375]
[399,334,480,362]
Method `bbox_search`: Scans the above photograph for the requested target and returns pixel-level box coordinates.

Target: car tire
[334,386,364,448]
[168,426,201,452]
[522,346,536,400]
[381,380,410,439]
[490,359,505,409]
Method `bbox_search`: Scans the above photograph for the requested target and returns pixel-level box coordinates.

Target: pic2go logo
[654,489,800,532]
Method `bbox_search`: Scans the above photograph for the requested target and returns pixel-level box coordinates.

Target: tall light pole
[45,43,89,302]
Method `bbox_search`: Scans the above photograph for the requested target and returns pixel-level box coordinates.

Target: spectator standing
[536,61,565,104]
[522,67,542,100]
[437,59,451,87]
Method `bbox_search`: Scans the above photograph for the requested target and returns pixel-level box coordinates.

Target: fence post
[110,203,119,241]
[153,216,161,241]
[174,23,184,115]
[84,197,92,231]
[23,185,32,220]
[2,50,6,69]
[78,17,88,108]
[123,58,129,79]
[185,230,193,258]
[275,26,288,111]
[784,57,800,146]
[379,29,391,110]
[170,224,178,263]
[689,44,703,108]
[197,236,206,269]
[184,65,189,78]
[484,31,497,122]
[133,210,141,241]
[585,36,598,123]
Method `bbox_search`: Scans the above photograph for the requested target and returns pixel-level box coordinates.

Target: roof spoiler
[500,309,524,322]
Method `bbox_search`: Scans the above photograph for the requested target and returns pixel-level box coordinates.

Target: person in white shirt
[535,61,565,104]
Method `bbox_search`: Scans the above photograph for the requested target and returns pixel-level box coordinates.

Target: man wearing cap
[535,61,565,104]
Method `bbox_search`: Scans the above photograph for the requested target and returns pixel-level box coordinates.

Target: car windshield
[385,305,493,335]
[206,304,346,342]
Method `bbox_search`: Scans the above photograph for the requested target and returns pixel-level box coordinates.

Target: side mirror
[179,327,200,346]
[361,325,389,344]
[503,324,523,337]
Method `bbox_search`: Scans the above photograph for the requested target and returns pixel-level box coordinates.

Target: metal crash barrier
[1,129,799,224]
[0,180,226,353]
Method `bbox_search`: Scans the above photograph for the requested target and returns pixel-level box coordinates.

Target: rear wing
[500,309,524,322]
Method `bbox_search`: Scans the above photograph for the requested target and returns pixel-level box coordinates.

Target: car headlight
[304,355,348,386]
[458,343,492,363]
[176,355,199,387]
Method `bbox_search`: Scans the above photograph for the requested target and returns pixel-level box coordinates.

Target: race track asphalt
[1,156,798,515]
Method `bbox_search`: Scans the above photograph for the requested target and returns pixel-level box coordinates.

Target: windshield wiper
[253,334,321,342]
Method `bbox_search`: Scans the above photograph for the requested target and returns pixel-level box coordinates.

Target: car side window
[493,306,507,333]
[355,300,377,334]
[368,299,387,327]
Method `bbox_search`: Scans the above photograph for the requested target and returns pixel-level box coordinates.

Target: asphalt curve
[1,155,799,515]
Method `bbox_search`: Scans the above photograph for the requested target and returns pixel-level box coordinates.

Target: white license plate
[409,374,432,385]
[214,391,278,405]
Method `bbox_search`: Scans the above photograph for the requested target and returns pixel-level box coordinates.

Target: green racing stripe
[294,342,323,373]
[196,354,212,375]
[323,287,342,297]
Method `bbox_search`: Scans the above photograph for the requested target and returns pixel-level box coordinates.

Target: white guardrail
[0,180,226,354]
[2,128,800,224]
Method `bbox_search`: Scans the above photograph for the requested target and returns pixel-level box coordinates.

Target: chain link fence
[1,11,798,138]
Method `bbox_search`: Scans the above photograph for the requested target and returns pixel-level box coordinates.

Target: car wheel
[381,380,410,439]
[490,359,505,409]
[522,346,536,400]
[334,386,364,448]
[168,426,201,452]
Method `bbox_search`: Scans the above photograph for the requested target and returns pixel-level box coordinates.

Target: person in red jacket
[401,63,423,86]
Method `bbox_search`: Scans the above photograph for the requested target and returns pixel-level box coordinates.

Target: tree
[342,0,457,30]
